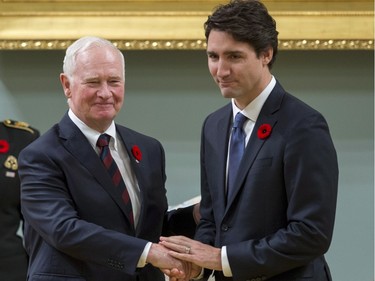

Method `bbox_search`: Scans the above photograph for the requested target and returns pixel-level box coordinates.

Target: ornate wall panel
[0,0,373,50]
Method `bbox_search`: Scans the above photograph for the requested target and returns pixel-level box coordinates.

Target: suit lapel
[58,114,106,188]
[116,127,142,181]
[116,126,146,235]
[215,108,232,219]
[225,82,285,209]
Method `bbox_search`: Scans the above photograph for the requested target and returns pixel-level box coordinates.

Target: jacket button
[221,224,229,231]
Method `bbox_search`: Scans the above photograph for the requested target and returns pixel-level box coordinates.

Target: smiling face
[207,30,273,109]
[60,45,125,132]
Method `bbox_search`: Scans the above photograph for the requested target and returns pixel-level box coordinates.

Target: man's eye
[230,55,241,60]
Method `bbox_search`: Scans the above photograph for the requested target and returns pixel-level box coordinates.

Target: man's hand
[146,243,192,281]
[160,236,222,272]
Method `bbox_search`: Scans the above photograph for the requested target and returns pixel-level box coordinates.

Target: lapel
[58,114,136,233]
[225,82,285,210]
[214,106,233,220]
[116,125,146,235]
[115,126,142,184]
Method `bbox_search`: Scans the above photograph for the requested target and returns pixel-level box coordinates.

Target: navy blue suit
[19,113,195,281]
[196,81,338,280]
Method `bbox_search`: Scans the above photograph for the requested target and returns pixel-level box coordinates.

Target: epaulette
[3,119,36,134]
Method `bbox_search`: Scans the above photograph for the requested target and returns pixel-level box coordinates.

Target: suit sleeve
[163,205,197,238]
[194,116,217,246]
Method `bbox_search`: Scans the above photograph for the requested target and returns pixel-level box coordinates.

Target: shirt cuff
[221,246,233,277]
[137,242,152,268]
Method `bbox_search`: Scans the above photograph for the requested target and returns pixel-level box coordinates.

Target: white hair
[62,36,125,79]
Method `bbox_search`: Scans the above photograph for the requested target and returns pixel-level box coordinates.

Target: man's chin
[92,111,116,124]
[220,90,235,99]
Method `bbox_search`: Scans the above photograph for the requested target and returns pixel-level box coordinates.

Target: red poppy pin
[0,139,10,154]
[257,124,272,140]
[131,145,142,162]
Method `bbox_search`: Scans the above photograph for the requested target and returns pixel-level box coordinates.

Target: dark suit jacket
[196,81,338,281]
[18,113,195,281]
[0,120,39,281]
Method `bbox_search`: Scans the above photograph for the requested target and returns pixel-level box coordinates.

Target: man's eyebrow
[225,50,244,55]
[207,50,243,55]
[84,76,99,81]
[108,75,122,79]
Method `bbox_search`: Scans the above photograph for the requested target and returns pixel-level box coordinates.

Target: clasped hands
[148,236,222,281]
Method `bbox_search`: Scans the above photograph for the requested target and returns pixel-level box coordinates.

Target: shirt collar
[231,76,276,122]
[68,109,118,150]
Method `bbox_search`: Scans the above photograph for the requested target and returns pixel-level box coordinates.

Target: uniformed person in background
[0,119,39,281]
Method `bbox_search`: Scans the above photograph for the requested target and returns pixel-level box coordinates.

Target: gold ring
[185,246,191,254]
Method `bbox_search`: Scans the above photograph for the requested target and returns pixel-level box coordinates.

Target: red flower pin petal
[257,124,272,140]
[131,145,142,162]
[0,139,10,154]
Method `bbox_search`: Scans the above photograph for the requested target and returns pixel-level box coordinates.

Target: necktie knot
[97,134,110,148]
[233,113,247,129]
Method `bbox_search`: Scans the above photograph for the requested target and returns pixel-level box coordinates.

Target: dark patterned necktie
[97,134,134,227]
[227,113,248,202]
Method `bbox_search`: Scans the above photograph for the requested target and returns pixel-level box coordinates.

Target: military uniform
[0,119,39,281]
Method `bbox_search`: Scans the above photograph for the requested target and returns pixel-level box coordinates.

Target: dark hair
[204,0,278,68]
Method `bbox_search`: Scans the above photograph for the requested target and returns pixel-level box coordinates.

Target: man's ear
[60,73,71,98]
[261,47,273,66]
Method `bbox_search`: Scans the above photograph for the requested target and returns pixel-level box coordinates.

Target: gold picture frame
[0,0,373,50]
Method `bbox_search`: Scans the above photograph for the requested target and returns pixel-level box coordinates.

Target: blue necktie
[97,134,134,227]
[227,113,248,202]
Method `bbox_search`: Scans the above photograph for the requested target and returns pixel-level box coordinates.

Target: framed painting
[0,0,373,50]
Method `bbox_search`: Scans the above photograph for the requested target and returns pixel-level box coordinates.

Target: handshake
[146,235,222,281]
